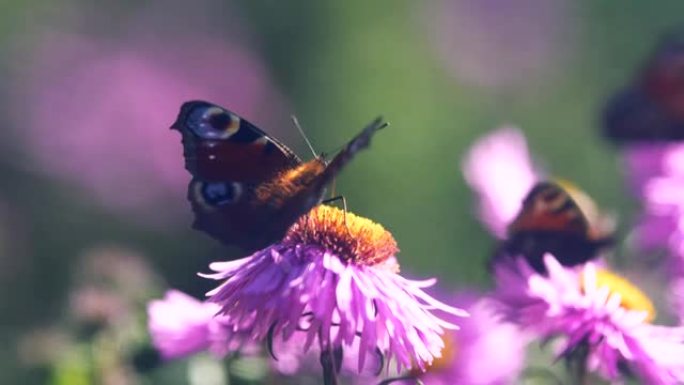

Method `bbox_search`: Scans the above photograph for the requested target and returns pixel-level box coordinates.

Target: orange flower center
[583,268,656,322]
[285,205,399,266]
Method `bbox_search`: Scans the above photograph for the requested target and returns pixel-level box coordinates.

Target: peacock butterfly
[496,180,614,272]
[171,100,386,253]
[604,34,684,142]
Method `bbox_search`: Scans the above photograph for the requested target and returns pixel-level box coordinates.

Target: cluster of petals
[494,254,684,384]
[398,294,527,385]
[147,290,237,359]
[147,290,380,379]
[623,144,684,258]
[201,242,467,373]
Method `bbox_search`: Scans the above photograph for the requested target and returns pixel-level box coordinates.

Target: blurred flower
[10,30,284,224]
[462,126,540,238]
[147,290,381,384]
[623,144,684,275]
[147,290,237,360]
[78,245,161,300]
[425,0,575,91]
[394,294,527,385]
[494,254,684,384]
[21,244,163,385]
[202,205,468,375]
[670,278,684,324]
[17,328,70,366]
[70,286,128,326]
[270,327,382,383]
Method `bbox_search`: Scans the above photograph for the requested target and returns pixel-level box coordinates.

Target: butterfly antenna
[291,115,318,159]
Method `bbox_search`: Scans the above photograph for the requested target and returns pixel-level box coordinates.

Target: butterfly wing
[173,101,385,253]
[172,101,301,182]
[603,37,684,142]
[502,181,613,272]
[172,101,301,250]
[248,117,388,247]
[313,117,387,193]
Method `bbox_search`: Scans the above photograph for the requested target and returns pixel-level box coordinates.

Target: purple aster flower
[462,126,541,238]
[389,294,527,385]
[9,30,284,225]
[147,290,235,360]
[202,205,468,378]
[148,289,381,383]
[622,144,684,275]
[494,254,684,384]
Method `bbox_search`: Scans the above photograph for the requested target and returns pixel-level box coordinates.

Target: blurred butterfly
[171,101,386,253]
[604,34,684,142]
[496,180,614,273]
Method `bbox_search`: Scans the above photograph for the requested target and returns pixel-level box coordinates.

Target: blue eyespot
[187,105,241,140]
[200,181,243,206]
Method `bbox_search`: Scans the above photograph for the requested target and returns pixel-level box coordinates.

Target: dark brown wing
[501,181,614,272]
[507,182,588,239]
[171,100,301,182]
[172,102,386,252]
[172,101,301,249]
[241,116,388,250]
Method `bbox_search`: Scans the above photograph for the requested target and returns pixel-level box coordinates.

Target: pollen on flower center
[284,205,399,266]
[584,268,656,322]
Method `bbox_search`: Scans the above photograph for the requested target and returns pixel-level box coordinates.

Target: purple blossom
[9,31,284,224]
[147,289,381,382]
[202,205,468,373]
[670,279,684,325]
[147,290,235,360]
[494,254,684,384]
[398,294,528,385]
[623,144,684,275]
[462,126,540,238]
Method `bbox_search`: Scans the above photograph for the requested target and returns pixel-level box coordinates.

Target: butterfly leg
[321,195,347,210]
[321,195,358,241]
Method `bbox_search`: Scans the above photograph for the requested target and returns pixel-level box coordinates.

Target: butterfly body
[498,181,613,272]
[172,101,385,253]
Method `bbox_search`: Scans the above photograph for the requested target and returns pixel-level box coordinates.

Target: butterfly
[171,100,386,253]
[604,35,684,142]
[496,180,614,273]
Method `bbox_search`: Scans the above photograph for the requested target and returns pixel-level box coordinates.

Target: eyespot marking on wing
[191,180,243,209]
[187,105,241,140]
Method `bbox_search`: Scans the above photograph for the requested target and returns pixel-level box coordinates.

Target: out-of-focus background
[1,1,683,384]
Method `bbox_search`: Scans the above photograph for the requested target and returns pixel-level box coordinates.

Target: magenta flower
[10,31,284,224]
[393,294,527,385]
[147,290,235,360]
[494,254,684,384]
[462,126,540,238]
[202,205,467,375]
[670,278,684,325]
[622,144,684,275]
[270,328,382,381]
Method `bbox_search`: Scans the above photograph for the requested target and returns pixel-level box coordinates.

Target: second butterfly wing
[501,181,614,272]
